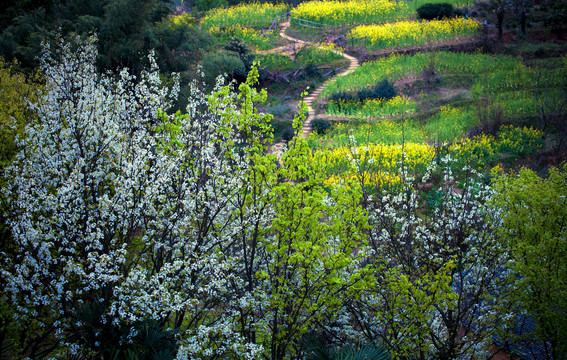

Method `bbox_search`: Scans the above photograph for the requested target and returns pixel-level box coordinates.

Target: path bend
[271,20,359,154]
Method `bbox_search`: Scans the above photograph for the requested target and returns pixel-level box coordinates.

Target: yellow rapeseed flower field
[201,3,287,30]
[321,143,434,188]
[349,18,481,50]
[291,0,412,26]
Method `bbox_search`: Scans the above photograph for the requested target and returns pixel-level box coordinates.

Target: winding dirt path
[270,20,360,154]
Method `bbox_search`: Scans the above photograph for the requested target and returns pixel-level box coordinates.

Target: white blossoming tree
[1,36,278,358]
[324,148,510,359]
[1,37,373,360]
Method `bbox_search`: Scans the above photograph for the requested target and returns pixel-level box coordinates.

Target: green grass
[307,118,428,150]
[405,0,477,11]
[471,66,567,97]
[296,45,344,64]
[326,96,417,119]
[322,52,524,97]
[209,27,282,51]
[424,106,478,143]
[256,53,296,72]
[257,45,348,73]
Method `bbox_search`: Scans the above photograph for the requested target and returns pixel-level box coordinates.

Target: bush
[312,118,331,135]
[282,126,296,141]
[417,3,454,20]
[329,91,356,103]
[328,79,397,108]
[358,79,397,102]
[201,51,246,86]
[372,79,397,101]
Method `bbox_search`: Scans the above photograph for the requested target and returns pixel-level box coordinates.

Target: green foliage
[491,166,567,359]
[209,26,282,51]
[308,119,427,150]
[261,128,370,359]
[545,2,567,34]
[295,45,344,65]
[151,14,213,74]
[225,36,255,72]
[363,79,397,102]
[328,80,397,105]
[282,126,296,141]
[0,59,43,170]
[196,0,228,12]
[416,3,455,20]
[312,118,331,135]
[304,337,391,360]
[326,96,417,120]
[322,52,522,98]
[0,0,208,74]
[201,51,246,86]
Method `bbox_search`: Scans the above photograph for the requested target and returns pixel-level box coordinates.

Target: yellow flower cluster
[349,18,480,50]
[169,13,196,27]
[292,0,411,26]
[450,126,544,167]
[201,3,287,30]
[497,125,544,156]
[325,171,403,189]
[320,143,434,187]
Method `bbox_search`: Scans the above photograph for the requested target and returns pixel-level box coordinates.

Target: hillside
[0,0,565,359]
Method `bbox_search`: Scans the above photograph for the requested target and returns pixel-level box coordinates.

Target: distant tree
[491,0,511,39]
[0,0,208,75]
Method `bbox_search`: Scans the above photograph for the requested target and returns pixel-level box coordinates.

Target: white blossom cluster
[1,36,276,358]
[324,157,510,358]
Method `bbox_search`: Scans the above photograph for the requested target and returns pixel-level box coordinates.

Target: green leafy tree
[491,166,567,360]
[0,59,44,358]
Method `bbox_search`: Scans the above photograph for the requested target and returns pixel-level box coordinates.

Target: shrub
[358,79,397,102]
[329,91,356,103]
[417,3,454,20]
[372,79,397,101]
[201,51,246,86]
[283,126,296,141]
[312,118,331,135]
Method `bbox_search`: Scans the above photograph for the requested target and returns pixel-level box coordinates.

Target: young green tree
[491,166,567,360]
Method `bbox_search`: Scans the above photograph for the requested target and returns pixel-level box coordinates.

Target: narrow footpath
[271,20,360,154]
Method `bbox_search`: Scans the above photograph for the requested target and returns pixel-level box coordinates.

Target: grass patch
[308,118,427,150]
[326,96,417,119]
[209,27,282,51]
[424,106,478,143]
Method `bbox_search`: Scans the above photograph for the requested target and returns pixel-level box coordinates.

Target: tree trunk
[520,7,527,36]
[497,9,505,39]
